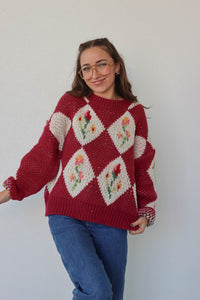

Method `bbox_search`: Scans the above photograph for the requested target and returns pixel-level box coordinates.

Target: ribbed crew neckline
[86,93,129,111]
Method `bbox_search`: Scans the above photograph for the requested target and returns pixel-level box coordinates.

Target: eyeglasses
[78,61,114,80]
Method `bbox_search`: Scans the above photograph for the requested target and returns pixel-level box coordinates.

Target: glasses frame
[78,61,114,80]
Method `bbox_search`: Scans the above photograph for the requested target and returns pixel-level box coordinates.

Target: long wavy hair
[68,38,138,103]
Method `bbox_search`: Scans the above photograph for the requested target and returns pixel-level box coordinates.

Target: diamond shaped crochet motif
[134,136,146,159]
[147,159,155,185]
[47,161,62,193]
[49,112,71,151]
[97,156,131,206]
[63,148,95,198]
[107,111,135,154]
[72,104,105,146]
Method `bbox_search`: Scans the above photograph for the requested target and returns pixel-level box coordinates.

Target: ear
[115,62,120,74]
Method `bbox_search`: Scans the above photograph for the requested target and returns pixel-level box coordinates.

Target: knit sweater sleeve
[134,105,157,226]
[3,93,71,200]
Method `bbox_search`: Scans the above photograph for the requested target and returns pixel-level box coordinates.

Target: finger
[130,218,144,228]
[130,219,141,227]
[129,226,145,235]
[129,221,147,235]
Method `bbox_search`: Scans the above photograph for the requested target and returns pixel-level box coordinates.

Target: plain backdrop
[0,1,200,299]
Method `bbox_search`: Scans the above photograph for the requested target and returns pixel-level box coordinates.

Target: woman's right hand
[0,190,11,204]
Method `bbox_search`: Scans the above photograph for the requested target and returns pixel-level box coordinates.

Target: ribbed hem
[86,94,132,112]
[45,196,138,231]
[138,207,156,226]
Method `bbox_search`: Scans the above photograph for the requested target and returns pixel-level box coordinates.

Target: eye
[82,66,91,72]
[98,62,107,68]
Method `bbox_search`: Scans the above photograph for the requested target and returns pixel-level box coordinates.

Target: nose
[91,65,99,78]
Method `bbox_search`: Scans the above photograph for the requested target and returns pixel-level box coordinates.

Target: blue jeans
[48,215,128,300]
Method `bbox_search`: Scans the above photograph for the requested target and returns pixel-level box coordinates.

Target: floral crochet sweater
[3,93,157,230]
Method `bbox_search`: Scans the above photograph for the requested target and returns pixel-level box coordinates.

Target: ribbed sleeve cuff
[3,177,24,200]
[138,207,156,226]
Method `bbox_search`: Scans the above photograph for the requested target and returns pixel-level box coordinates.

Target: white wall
[0,1,199,299]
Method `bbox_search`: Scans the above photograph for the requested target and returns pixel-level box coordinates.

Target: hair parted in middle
[68,37,138,103]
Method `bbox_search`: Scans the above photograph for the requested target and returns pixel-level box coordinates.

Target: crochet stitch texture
[3,93,157,230]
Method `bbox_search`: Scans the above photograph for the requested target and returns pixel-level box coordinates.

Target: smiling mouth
[92,78,105,85]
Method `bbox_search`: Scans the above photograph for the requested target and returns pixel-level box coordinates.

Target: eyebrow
[81,59,108,67]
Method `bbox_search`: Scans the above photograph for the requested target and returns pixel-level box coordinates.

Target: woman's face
[80,46,120,99]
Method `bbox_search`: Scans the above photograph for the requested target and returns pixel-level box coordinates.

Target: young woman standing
[0,38,157,300]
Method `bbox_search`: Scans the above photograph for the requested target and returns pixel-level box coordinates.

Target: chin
[90,85,114,96]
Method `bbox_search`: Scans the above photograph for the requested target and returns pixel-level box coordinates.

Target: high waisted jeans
[48,215,128,300]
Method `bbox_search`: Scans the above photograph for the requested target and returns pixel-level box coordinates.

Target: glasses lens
[81,67,91,79]
[80,62,112,79]
[96,62,108,74]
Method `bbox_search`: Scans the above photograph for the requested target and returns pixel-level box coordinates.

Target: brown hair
[68,38,138,103]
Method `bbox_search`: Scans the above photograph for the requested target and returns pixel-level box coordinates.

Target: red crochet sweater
[3,93,157,230]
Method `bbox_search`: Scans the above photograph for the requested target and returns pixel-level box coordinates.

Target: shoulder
[55,92,77,107]
[53,92,84,114]
[127,100,143,112]
[127,101,146,121]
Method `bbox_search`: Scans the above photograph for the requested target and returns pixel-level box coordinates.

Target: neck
[93,92,122,101]
[87,94,127,112]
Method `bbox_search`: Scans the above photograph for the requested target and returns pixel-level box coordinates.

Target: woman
[0,38,157,300]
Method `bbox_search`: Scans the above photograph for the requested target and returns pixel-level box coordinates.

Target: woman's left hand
[129,216,148,235]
